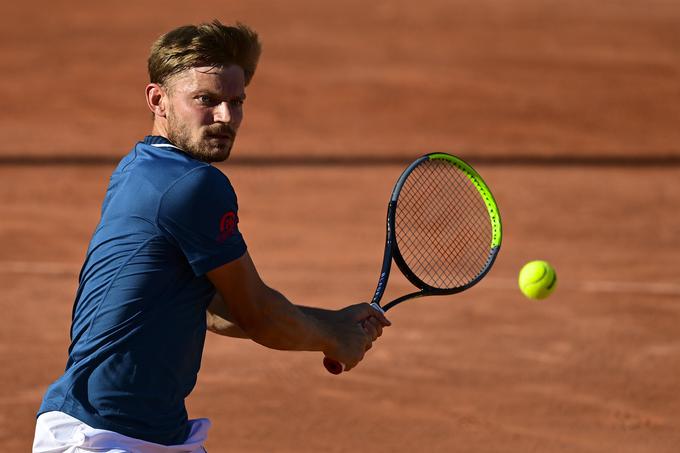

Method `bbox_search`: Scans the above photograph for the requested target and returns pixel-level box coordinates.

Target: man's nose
[213,102,231,123]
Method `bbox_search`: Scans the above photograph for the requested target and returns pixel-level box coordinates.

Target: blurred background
[2,0,679,159]
[1,1,679,452]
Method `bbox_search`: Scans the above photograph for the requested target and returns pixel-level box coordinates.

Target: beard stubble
[165,109,235,163]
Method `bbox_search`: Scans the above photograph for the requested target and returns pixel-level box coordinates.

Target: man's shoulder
[162,164,233,204]
[119,139,225,186]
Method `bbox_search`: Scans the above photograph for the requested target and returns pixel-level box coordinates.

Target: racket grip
[323,357,344,375]
[323,303,385,375]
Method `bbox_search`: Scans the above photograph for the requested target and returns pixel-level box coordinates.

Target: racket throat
[371,270,390,304]
[382,290,426,312]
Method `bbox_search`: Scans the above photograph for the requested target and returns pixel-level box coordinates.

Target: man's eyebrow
[190,88,219,95]
[189,89,246,100]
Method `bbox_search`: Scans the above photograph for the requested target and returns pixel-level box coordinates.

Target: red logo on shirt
[217,211,238,243]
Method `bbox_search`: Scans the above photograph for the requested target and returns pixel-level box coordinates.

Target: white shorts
[33,411,211,453]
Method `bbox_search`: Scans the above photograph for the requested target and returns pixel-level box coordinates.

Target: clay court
[1,1,679,451]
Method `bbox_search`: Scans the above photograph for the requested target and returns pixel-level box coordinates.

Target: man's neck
[151,121,169,140]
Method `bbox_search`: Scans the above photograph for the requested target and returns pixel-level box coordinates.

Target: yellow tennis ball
[518,260,557,300]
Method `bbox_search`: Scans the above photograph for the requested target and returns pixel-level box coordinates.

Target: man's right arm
[206,251,389,371]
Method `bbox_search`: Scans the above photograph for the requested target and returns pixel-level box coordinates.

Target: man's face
[163,65,246,162]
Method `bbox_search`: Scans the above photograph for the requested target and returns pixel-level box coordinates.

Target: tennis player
[33,20,390,453]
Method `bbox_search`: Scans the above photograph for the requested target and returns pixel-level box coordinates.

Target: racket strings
[395,160,493,289]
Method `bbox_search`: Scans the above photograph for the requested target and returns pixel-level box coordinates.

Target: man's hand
[322,303,391,371]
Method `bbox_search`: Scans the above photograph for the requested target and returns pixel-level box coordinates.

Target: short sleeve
[158,165,247,276]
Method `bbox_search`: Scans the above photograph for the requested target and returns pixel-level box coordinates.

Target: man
[34,21,390,453]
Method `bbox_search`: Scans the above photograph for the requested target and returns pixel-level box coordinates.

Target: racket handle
[323,303,386,375]
[323,357,344,374]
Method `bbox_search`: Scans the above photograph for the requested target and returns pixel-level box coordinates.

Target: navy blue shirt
[38,136,247,445]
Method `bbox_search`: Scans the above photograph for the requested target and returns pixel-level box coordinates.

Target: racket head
[388,153,502,296]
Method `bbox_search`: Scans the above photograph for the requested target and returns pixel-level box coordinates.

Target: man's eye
[230,99,244,107]
[197,95,214,105]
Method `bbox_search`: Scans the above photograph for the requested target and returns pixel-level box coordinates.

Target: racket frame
[372,153,502,312]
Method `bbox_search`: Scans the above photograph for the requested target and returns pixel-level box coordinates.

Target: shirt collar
[143,135,183,151]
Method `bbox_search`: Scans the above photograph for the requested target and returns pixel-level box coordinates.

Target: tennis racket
[324,153,502,374]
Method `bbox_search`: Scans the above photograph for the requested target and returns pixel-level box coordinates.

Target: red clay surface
[1,1,680,452]
[1,0,679,158]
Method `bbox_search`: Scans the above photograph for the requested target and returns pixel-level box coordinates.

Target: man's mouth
[206,133,233,140]
[205,129,236,140]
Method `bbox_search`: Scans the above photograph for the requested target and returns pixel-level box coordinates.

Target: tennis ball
[518,260,557,300]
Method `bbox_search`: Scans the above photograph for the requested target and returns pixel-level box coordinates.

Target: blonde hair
[148,20,261,87]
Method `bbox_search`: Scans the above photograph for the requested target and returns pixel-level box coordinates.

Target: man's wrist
[302,308,340,355]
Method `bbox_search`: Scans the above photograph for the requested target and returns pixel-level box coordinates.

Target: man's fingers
[371,307,391,327]
[361,318,382,341]
[363,318,382,340]
[367,317,383,337]
[344,350,366,372]
[351,303,391,327]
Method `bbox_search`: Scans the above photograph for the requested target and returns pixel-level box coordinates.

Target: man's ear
[145,83,167,118]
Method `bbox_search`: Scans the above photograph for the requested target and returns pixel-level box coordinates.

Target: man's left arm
[206,293,250,338]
